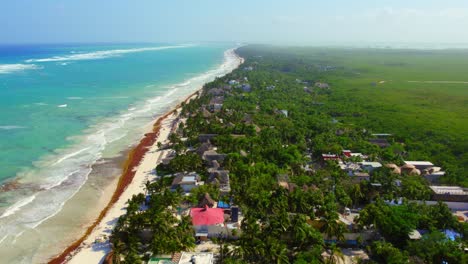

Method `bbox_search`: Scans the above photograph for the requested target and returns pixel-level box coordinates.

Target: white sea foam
[0,125,26,130]
[0,47,243,248]
[57,104,68,108]
[0,235,7,245]
[0,64,40,74]
[0,195,36,219]
[53,147,90,165]
[25,44,194,63]
[177,81,191,87]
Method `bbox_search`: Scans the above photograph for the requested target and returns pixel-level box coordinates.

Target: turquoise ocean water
[0,43,236,243]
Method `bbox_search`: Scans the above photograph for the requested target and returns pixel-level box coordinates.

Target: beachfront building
[148,255,174,264]
[190,206,232,239]
[202,150,227,164]
[209,96,224,113]
[171,172,204,193]
[207,169,231,194]
[206,88,225,96]
[177,252,214,264]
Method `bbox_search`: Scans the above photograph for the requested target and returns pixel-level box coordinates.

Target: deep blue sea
[0,43,238,246]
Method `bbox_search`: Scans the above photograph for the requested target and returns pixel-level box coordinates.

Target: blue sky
[2,0,468,44]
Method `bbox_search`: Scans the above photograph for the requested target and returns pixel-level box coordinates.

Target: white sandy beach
[67,112,179,264]
[65,49,243,264]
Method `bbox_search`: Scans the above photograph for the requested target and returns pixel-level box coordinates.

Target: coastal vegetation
[110,46,468,263]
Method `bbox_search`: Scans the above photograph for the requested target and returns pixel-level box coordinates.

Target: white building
[359,162,382,173]
[178,252,214,264]
[404,161,434,170]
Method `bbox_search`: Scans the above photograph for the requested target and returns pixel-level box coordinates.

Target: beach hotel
[190,206,225,240]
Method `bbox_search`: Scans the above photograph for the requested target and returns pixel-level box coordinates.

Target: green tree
[369,241,409,264]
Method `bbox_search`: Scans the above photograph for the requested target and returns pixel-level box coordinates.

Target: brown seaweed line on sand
[48,92,198,264]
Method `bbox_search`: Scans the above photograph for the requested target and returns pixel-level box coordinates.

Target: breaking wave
[0,64,40,74]
[0,48,242,244]
[25,44,194,63]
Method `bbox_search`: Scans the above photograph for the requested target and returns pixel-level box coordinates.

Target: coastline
[48,48,244,264]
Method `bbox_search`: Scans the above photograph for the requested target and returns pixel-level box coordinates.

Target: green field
[239,46,468,185]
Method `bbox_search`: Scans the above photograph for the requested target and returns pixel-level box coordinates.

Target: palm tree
[320,210,345,242]
[350,184,364,208]
[325,243,344,264]
[289,214,323,252]
[266,238,289,264]
[144,180,151,196]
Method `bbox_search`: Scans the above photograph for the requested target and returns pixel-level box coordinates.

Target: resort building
[190,206,237,239]
[202,150,227,163]
[404,161,434,171]
[385,164,402,175]
[207,169,231,194]
[209,96,224,113]
[171,173,204,193]
[177,252,214,264]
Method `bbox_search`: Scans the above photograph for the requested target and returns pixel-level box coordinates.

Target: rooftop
[178,252,214,264]
[404,161,434,166]
[360,161,382,167]
[409,230,422,240]
[190,206,225,226]
[430,186,468,195]
[371,133,392,137]
[182,176,196,183]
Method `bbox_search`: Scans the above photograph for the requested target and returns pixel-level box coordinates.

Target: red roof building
[342,150,352,157]
[322,154,340,161]
[190,206,225,226]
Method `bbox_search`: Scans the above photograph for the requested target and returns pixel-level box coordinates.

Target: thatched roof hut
[385,164,401,175]
[408,168,421,176]
[401,163,416,169]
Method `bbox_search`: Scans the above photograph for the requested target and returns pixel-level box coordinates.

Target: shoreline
[48,49,244,264]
